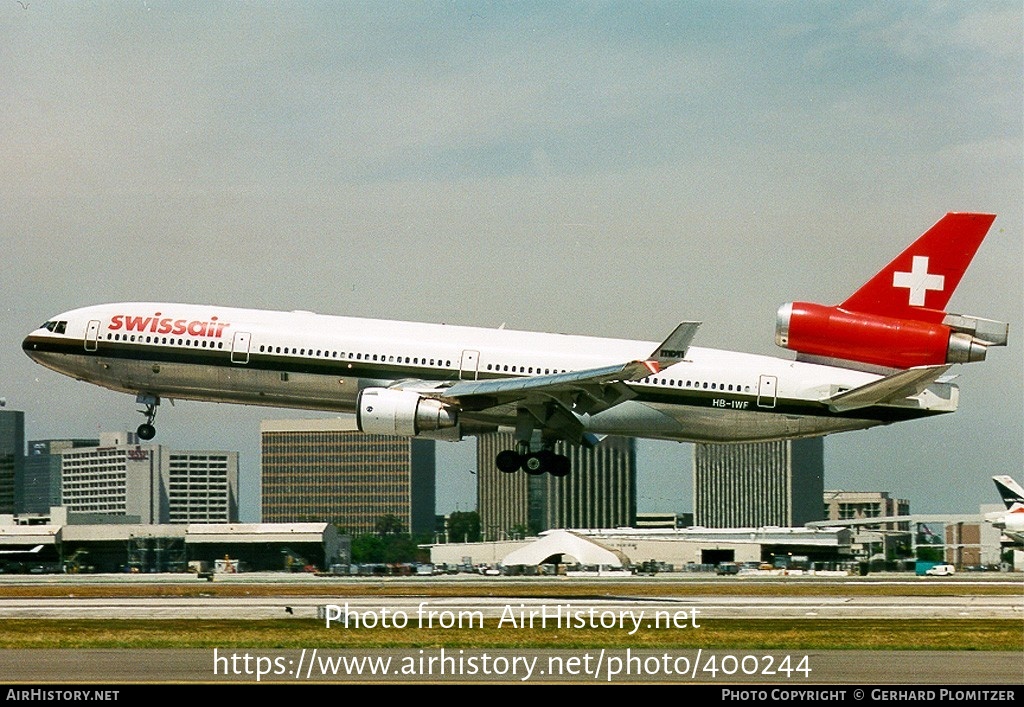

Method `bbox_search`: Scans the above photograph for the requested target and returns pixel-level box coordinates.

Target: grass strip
[0,619,1017,651]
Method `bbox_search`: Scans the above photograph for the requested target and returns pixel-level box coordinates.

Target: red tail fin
[775,212,1005,370]
[840,212,996,322]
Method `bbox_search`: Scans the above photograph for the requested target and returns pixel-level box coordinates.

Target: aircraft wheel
[137,423,156,441]
[523,453,545,475]
[549,454,571,477]
[495,450,521,473]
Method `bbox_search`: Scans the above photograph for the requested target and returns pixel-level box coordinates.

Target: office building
[60,432,238,524]
[477,432,636,537]
[693,438,824,528]
[260,419,435,536]
[823,490,910,531]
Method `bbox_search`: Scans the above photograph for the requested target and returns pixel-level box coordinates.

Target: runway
[0,592,1019,620]
[0,574,1019,685]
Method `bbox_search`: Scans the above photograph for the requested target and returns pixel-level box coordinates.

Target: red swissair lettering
[108,312,230,338]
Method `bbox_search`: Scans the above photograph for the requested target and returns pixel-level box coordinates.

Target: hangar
[0,520,347,573]
[428,526,853,572]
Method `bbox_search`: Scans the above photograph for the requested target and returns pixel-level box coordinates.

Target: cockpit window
[42,321,67,335]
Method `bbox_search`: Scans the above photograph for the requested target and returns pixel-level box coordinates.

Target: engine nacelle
[776,302,990,369]
[356,388,458,438]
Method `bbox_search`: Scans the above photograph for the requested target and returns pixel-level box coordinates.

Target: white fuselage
[988,507,1024,546]
[22,302,957,444]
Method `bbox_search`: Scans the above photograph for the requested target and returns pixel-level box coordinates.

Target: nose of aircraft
[22,319,57,363]
[22,330,42,361]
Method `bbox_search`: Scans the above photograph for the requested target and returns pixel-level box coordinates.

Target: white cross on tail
[892,255,944,307]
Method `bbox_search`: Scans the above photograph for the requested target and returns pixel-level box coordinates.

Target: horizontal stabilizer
[826,365,951,413]
[650,322,701,366]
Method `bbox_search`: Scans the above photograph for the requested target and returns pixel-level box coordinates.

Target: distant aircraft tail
[776,213,1008,370]
[0,544,43,556]
[993,475,1024,510]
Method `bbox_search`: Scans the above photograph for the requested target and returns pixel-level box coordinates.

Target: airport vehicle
[924,563,956,576]
[987,475,1024,546]
[23,213,1007,476]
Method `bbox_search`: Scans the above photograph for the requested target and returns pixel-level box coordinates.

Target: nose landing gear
[136,395,160,441]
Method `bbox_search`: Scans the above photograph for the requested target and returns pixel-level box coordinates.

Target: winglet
[650,322,701,366]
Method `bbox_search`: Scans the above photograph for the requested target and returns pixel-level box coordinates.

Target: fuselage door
[757,374,778,408]
[231,331,251,364]
[84,320,101,352]
[459,350,480,380]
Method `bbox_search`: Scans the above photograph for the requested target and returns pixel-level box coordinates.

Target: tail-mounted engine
[356,387,459,438]
[776,302,1008,370]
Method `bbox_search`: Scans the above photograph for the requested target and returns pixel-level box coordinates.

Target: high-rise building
[260,419,435,536]
[693,438,824,528]
[60,432,238,524]
[20,438,99,514]
[0,410,25,515]
[477,433,636,537]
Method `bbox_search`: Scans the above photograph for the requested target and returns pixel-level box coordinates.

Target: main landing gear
[136,395,160,441]
[495,407,573,476]
[495,445,571,477]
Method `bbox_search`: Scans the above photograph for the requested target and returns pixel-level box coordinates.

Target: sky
[2,2,1021,522]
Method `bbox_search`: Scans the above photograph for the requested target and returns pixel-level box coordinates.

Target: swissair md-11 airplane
[23,213,1008,476]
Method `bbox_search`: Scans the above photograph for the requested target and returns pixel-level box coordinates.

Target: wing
[439,359,658,413]
[395,323,698,447]
[424,359,659,446]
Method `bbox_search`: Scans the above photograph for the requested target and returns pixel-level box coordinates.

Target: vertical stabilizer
[839,212,996,322]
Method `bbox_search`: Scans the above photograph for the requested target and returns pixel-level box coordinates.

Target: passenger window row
[255,344,452,369]
[107,333,225,349]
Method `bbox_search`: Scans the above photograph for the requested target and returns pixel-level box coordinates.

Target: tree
[375,514,405,537]
[509,524,529,540]
[351,534,385,563]
[447,511,480,543]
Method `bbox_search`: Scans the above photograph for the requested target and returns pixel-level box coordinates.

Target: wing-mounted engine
[356,387,460,438]
[776,302,1008,370]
